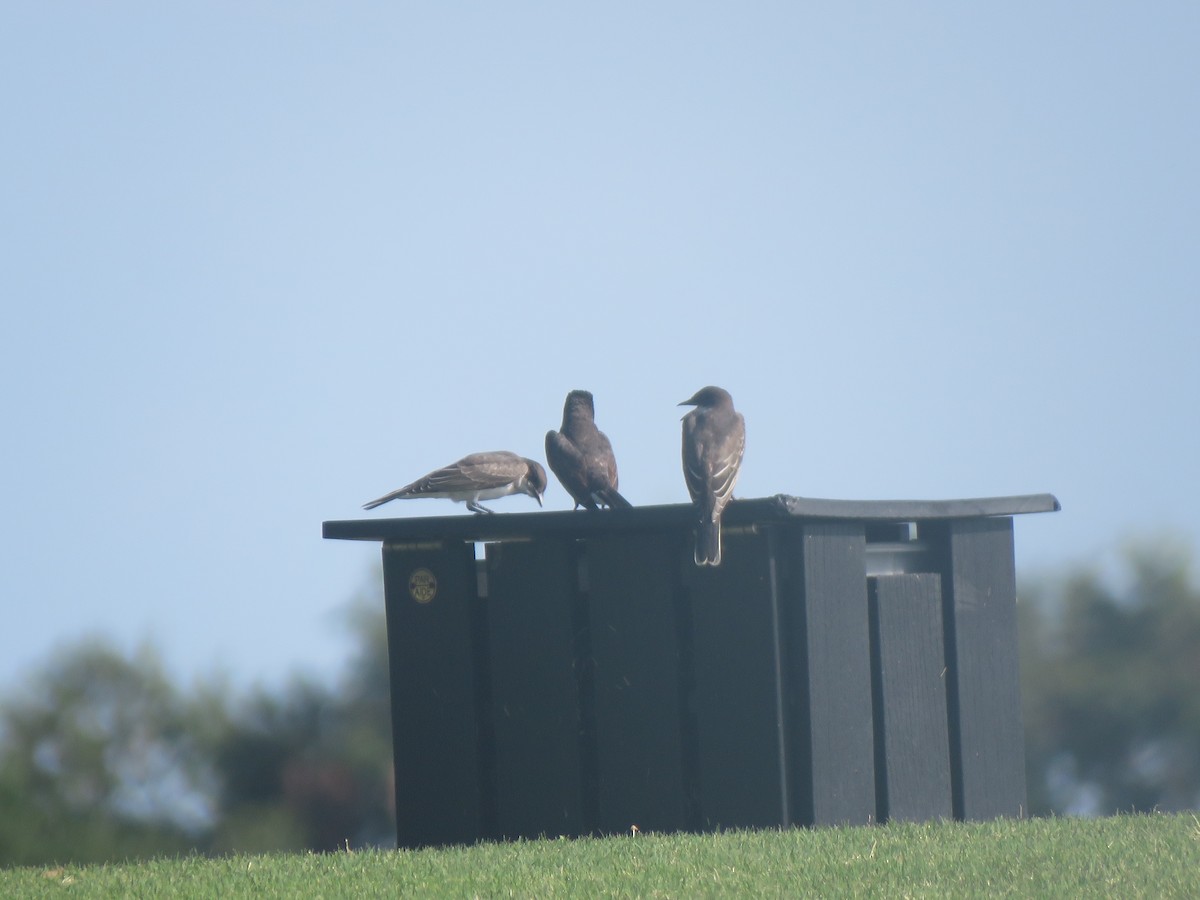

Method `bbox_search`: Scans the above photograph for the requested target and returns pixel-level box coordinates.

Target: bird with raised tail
[679,386,745,566]
[363,451,547,514]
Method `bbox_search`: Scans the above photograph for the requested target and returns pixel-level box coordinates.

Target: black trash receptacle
[324,492,1058,847]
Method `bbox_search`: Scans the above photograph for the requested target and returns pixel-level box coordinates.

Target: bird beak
[535,493,544,507]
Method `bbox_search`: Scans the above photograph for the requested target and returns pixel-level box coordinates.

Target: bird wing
[683,412,745,513]
[420,452,524,493]
[592,431,620,492]
[681,417,706,505]
[708,414,745,507]
[546,430,594,506]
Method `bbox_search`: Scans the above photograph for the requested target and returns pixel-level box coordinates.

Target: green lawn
[5,814,1197,898]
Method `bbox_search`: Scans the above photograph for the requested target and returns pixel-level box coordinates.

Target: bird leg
[467,501,496,514]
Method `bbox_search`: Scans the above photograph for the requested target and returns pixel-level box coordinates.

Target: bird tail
[598,488,633,509]
[362,490,404,510]
[694,519,722,566]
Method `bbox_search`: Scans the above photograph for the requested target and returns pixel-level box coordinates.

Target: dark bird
[545,389,632,510]
[680,386,745,566]
[362,451,547,514]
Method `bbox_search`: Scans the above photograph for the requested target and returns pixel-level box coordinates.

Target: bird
[545,389,632,510]
[679,386,745,566]
[362,451,547,514]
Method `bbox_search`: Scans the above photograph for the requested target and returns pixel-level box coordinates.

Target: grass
[4,814,1198,898]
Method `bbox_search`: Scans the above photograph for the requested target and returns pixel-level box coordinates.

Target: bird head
[679,385,733,409]
[524,460,548,507]
[564,389,596,417]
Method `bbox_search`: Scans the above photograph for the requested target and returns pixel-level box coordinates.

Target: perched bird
[680,386,745,566]
[545,389,632,510]
[362,451,547,514]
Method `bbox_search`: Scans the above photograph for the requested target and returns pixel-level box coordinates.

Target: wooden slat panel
[869,573,953,822]
[381,541,484,848]
[687,529,790,830]
[783,521,877,826]
[485,539,585,839]
[926,517,1028,820]
[585,531,693,835]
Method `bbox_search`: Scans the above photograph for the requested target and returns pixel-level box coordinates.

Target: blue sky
[2,4,1197,693]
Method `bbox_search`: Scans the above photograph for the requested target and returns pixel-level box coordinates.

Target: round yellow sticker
[408,568,437,604]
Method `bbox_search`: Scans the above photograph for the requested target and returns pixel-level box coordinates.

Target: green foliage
[1021,540,1200,815]
[3,815,1198,898]
[207,675,392,854]
[0,639,216,866]
[0,594,395,867]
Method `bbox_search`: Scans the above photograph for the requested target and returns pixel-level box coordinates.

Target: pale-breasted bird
[680,386,745,566]
[545,389,632,510]
[362,451,547,514]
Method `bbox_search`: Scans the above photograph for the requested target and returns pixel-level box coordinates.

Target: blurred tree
[0,639,219,865]
[192,588,393,853]
[0,588,394,865]
[206,671,392,853]
[1021,539,1200,815]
